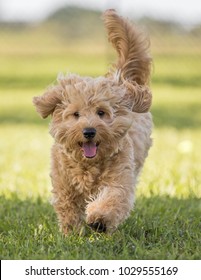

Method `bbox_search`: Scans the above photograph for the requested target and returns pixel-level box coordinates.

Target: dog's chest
[66,164,101,195]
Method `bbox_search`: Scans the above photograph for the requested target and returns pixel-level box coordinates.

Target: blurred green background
[0,3,201,259]
[0,5,200,199]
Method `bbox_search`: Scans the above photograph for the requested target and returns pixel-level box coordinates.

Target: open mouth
[79,141,100,158]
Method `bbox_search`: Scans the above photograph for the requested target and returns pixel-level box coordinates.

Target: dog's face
[33,74,151,161]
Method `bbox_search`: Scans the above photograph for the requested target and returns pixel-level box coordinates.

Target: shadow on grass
[0,194,200,259]
[152,75,201,88]
[0,103,200,130]
[0,108,49,126]
[2,75,201,90]
[152,103,201,129]
[0,75,56,90]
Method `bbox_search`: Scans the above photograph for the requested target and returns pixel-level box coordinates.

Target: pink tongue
[82,142,97,158]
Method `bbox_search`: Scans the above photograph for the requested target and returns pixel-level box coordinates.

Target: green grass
[0,195,200,259]
[0,31,201,259]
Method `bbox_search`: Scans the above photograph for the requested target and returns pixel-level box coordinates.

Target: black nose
[83,128,96,139]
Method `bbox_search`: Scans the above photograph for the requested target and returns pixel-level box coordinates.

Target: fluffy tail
[103,9,151,86]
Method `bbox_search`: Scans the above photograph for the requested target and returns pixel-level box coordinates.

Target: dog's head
[33,74,151,161]
[33,10,152,162]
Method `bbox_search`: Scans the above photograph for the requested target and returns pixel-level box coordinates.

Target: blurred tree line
[0,6,200,53]
[0,6,201,38]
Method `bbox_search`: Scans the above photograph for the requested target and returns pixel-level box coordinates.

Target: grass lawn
[0,33,201,259]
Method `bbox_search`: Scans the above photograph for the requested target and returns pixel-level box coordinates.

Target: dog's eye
[97,110,105,117]
[73,112,80,118]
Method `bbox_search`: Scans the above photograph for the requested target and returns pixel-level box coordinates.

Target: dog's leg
[50,146,87,235]
[52,194,85,235]
[85,179,136,233]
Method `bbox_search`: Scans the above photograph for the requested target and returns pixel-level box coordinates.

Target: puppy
[33,10,152,234]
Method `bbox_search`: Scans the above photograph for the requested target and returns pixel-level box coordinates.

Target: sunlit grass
[0,124,200,200]
[139,128,201,198]
[0,125,51,200]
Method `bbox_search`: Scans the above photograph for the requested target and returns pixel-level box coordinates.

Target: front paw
[86,202,111,233]
[88,221,107,233]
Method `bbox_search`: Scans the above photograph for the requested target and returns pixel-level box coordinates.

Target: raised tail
[103,9,152,86]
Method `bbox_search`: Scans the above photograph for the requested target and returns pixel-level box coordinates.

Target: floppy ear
[33,85,63,119]
[124,81,152,113]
